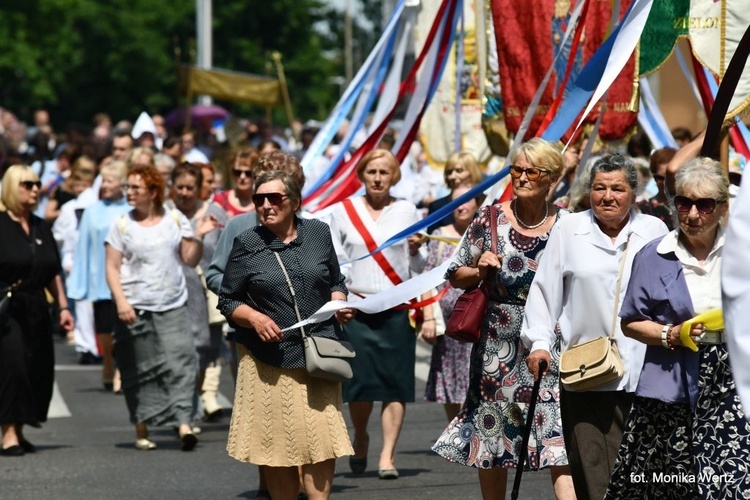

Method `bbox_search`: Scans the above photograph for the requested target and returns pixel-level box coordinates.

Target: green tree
[0,0,379,128]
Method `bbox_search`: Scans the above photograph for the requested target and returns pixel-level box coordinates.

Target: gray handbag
[273,253,355,383]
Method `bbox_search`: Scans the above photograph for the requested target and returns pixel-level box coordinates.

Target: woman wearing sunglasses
[213,146,258,218]
[604,158,750,498]
[219,170,355,499]
[0,165,75,456]
[523,153,669,500]
[433,138,575,499]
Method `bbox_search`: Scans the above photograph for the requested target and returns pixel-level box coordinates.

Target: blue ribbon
[343,165,510,264]
[541,1,636,142]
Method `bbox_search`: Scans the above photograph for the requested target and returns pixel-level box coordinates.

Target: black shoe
[103,382,114,391]
[204,408,223,422]
[1,445,25,457]
[79,352,102,365]
[19,439,36,453]
[180,432,198,451]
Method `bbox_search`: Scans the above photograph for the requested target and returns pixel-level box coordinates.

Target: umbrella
[165,104,230,129]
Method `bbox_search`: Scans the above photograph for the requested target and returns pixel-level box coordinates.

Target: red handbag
[445,206,498,343]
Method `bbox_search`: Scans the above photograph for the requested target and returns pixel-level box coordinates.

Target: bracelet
[661,324,674,350]
[59,306,71,313]
[423,318,435,323]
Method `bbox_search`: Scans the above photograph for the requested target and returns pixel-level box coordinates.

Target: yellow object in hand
[679,309,724,352]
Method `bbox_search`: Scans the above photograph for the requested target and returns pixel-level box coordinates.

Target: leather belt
[697,329,725,345]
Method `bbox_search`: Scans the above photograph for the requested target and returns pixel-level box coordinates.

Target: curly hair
[128,164,167,206]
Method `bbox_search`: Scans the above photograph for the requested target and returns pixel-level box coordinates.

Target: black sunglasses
[252,192,288,206]
[673,195,720,215]
[510,165,547,181]
[232,169,253,178]
[20,180,42,190]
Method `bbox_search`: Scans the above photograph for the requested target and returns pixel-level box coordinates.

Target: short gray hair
[153,153,176,172]
[675,157,729,203]
[587,153,638,191]
[254,170,302,210]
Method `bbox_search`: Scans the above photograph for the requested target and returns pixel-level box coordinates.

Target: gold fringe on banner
[627,42,640,113]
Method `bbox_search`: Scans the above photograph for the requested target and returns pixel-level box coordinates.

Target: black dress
[0,211,61,427]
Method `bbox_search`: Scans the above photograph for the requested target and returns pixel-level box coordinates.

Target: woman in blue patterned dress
[433,139,575,499]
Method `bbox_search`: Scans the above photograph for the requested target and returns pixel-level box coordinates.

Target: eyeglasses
[510,165,547,181]
[252,192,288,206]
[673,195,721,215]
[232,169,253,178]
[19,180,42,190]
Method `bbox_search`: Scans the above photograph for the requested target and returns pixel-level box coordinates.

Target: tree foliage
[0,0,381,128]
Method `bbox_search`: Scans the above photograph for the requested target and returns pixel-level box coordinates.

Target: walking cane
[510,359,548,500]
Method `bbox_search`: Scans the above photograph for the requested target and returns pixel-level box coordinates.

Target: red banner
[492,0,638,141]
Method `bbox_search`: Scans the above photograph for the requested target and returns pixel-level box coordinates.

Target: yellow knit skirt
[227,344,354,466]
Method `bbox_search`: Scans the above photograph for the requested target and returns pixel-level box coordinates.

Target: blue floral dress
[432,204,568,470]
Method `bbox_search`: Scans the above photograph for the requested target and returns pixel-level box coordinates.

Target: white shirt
[105,209,193,311]
[328,197,423,296]
[723,173,750,415]
[521,210,669,392]
[658,228,724,315]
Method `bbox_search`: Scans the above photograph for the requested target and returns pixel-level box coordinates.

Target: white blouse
[328,197,423,296]
[521,210,669,392]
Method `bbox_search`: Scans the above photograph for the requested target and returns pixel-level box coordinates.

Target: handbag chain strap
[610,233,632,339]
[272,252,307,339]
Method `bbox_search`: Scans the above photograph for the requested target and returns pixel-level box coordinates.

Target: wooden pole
[272,51,295,126]
[720,127,730,177]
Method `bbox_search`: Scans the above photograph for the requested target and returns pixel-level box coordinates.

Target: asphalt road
[1,336,555,499]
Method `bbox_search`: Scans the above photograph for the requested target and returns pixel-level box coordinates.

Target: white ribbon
[281,261,452,331]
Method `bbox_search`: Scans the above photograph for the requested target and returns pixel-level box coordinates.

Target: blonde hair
[355,148,401,185]
[509,138,564,182]
[444,152,483,186]
[127,147,155,168]
[100,160,129,184]
[1,165,39,213]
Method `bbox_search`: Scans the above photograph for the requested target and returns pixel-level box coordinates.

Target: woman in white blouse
[521,154,668,500]
[328,148,423,480]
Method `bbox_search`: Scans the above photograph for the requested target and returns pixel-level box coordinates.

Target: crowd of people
[1,105,749,500]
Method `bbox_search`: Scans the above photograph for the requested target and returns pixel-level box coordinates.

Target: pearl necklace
[512,199,548,230]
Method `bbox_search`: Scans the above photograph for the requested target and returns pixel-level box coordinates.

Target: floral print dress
[432,204,568,470]
[423,229,473,404]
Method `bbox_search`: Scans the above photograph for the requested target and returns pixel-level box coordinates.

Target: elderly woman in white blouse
[522,154,668,500]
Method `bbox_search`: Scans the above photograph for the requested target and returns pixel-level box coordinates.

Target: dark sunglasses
[252,192,288,206]
[510,165,546,181]
[20,180,42,190]
[673,195,721,215]
[232,169,253,178]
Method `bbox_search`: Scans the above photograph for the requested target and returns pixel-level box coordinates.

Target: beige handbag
[559,235,630,391]
[196,266,227,326]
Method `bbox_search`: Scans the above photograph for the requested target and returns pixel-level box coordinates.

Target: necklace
[512,199,548,230]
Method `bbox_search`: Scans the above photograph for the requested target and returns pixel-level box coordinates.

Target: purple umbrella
[165,104,230,129]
